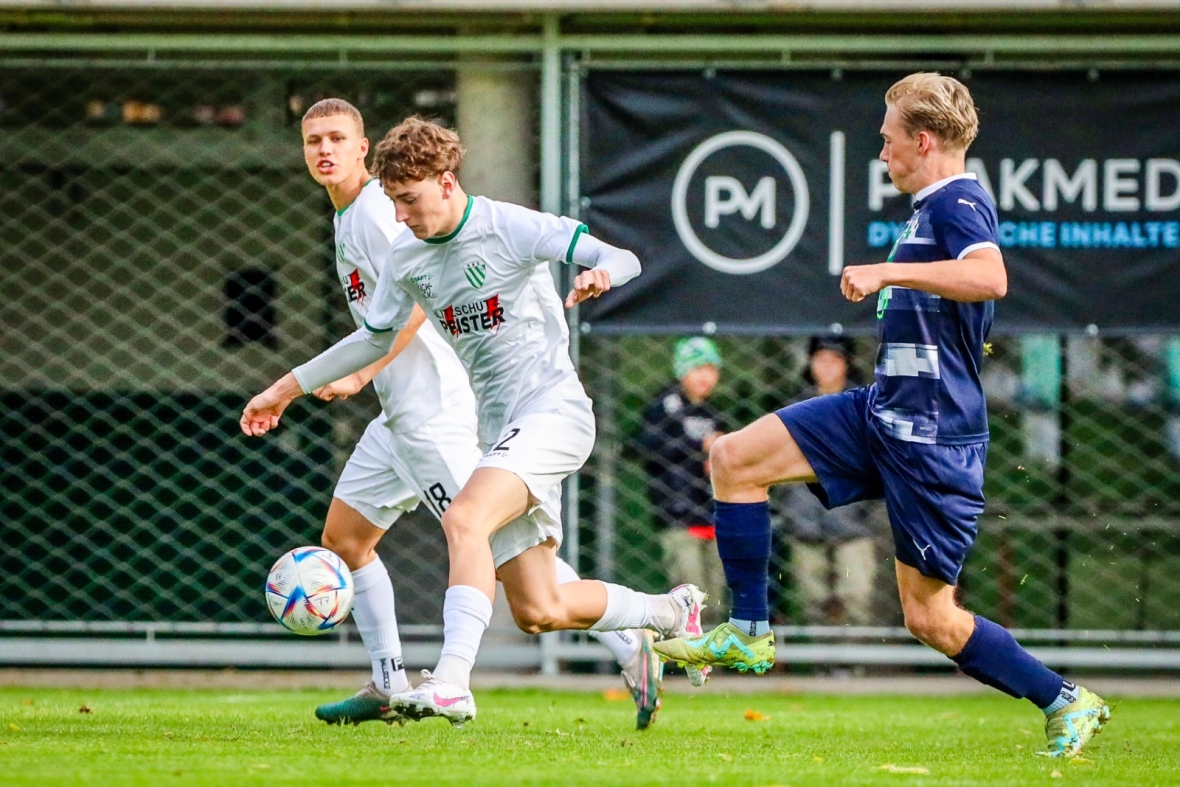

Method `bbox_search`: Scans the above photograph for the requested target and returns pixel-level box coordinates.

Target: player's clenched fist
[565,268,612,308]
[840,263,891,303]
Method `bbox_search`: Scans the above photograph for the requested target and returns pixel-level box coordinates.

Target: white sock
[433,585,493,691]
[729,618,772,637]
[590,582,679,637]
[349,557,409,696]
[1042,680,1081,714]
[554,558,642,666]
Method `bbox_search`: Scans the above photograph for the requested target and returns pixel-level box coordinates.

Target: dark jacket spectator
[638,338,726,531]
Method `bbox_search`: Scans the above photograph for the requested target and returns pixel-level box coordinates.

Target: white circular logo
[671,130,810,275]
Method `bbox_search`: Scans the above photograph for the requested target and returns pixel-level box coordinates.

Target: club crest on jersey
[343,269,366,304]
[435,295,505,337]
[464,261,487,289]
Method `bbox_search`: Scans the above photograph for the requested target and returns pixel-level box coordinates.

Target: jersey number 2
[492,428,520,453]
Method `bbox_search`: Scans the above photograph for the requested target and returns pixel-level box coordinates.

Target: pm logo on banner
[671,130,810,275]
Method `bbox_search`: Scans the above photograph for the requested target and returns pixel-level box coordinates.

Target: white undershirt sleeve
[567,232,642,287]
[291,327,395,394]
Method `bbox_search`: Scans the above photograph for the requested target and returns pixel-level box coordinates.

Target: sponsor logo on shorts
[435,295,505,337]
[912,539,934,560]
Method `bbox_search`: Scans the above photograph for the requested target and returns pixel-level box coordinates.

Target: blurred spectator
[639,337,728,621]
[778,335,879,626]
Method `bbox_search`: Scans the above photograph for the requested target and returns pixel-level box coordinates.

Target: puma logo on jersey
[957,198,978,211]
[343,269,366,304]
[435,295,505,337]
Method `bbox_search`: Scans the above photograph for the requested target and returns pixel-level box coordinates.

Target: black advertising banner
[579,70,1180,333]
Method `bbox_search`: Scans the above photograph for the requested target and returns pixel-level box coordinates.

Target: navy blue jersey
[871,174,999,445]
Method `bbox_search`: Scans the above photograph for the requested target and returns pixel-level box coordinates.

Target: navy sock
[951,615,1064,709]
[713,501,772,622]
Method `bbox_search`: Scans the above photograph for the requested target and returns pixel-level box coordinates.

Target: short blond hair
[302,98,364,135]
[885,73,979,152]
[372,115,465,184]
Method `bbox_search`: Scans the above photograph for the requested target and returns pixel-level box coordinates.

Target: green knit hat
[673,337,722,379]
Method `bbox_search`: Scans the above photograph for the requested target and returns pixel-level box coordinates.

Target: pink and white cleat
[389,671,477,727]
[666,584,711,687]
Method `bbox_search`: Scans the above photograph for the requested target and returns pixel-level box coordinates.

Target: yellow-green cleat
[652,621,775,675]
[1039,686,1111,758]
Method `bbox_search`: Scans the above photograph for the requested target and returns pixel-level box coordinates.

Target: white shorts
[476,397,597,501]
[335,410,570,569]
[490,484,564,570]
[334,413,480,530]
[475,397,596,567]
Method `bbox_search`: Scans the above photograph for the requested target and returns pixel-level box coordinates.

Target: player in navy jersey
[656,73,1112,757]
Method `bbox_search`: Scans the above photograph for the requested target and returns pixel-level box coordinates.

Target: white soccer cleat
[389,671,477,728]
[665,583,711,687]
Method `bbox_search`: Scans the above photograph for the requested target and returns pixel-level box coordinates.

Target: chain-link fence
[5,53,1180,668]
[576,333,1180,638]
[1,63,460,630]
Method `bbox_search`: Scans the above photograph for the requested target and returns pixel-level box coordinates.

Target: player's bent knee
[709,433,746,481]
[509,602,564,635]
[321,530,366,569]
[902,608,932,643]
[440,502,492,544]
[903,607,956,652]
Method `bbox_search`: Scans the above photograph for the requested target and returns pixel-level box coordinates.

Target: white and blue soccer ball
[265,546,354,635]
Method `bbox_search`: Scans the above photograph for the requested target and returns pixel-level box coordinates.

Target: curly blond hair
[886,73,979,152]
[372,116,464,184]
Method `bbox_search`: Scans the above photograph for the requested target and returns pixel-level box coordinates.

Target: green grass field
[3,686,1177,786]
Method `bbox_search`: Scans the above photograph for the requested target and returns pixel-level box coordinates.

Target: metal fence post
[538,12,563,676]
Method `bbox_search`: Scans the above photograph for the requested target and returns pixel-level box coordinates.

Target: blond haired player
[655,73,1111,758]
[246,108,701,728]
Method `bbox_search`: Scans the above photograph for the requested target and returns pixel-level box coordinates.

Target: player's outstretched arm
[564,234,641,308]
[312,305,429,402]
[840,247,1007,304]
[240,325,398,437]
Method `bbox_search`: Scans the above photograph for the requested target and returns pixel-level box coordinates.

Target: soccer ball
[265,546,354,635]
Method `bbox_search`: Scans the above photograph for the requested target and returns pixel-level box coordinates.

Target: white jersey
[363,195,591,449]
[333,178,473,432]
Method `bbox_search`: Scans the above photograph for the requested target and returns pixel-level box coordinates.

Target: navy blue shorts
[776,387,986,586]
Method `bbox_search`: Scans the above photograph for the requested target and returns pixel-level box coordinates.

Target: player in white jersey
[252,101,671,730]
[243,116,707,727]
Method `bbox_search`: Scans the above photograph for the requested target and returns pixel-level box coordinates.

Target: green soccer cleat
[1039,686,1111,758]
[652,621,776,675]
[620,630,664,731]
[314,681,405,726]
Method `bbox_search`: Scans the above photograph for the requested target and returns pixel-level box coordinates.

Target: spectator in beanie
[779,335,880,626]
[638,337,729,622]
